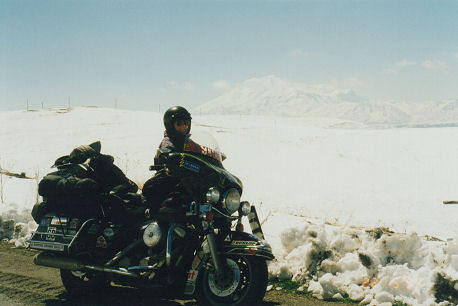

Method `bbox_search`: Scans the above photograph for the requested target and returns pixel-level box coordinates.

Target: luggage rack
[29,215,96,253]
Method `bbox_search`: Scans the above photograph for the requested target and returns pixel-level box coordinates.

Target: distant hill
[197,75,458,126]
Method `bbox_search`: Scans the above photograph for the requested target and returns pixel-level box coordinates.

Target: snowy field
[0,107,457,305]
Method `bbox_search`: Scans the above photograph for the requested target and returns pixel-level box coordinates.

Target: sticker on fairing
[231,240,257,246]
[187,269,199,281]
[191,252,204,269]
[184,269,199,295]
[184,160,200,173]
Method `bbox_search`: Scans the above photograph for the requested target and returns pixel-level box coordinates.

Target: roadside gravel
[0,242,352,305]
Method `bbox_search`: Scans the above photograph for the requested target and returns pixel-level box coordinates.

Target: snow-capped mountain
[198,75,458,126]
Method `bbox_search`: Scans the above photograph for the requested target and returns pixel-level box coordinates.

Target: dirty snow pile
[268,221,457,305]
[0,200,37,248]
[0,107,457,305]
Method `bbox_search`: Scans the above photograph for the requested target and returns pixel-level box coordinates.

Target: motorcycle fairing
[166,152,243,193]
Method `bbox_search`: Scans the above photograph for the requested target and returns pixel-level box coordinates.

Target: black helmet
[163,106,192,135]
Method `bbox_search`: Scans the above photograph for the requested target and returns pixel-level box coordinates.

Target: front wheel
[60,269,109,295]
[195,255,268,305]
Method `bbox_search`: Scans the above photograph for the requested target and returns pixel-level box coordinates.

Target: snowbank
[1,107,457,305]
[268,220,457,305]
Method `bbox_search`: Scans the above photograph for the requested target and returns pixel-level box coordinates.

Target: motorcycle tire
[60,269,109,295]
[195,255,268,306]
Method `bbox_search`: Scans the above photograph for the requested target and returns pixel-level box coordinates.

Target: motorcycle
[29,132,274,305]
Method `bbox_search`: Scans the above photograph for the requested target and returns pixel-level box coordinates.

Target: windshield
[184,131,224,164]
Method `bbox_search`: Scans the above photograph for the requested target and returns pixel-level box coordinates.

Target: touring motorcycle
[28,132,274,305]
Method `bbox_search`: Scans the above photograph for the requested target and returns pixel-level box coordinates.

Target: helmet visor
[174,119,191,127]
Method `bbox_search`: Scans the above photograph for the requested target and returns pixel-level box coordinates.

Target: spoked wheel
[195,255,268,305]
[60,269,109,295]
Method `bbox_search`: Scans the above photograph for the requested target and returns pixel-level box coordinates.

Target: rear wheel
[60,269,109,295]
[195,255,268,305]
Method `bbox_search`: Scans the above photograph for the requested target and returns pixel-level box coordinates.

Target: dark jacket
[145,131,190,210]
[154,131,189,165]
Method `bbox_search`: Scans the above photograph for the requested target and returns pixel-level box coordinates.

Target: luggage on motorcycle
[89,154,138,193]
[39,141,136,198]
[34,141,138,222]
[55,176,80,195]
[52,141,101,169]
[38,174,64,197]
[68,141,101,164]
[38,164,96,198]
[31,192,99,222]
[75,178,100,195]
[53,155,71,168]
[31,201,53,223]
[46,194,100,217]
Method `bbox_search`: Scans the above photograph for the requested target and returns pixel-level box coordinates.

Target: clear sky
[1,0,457,111]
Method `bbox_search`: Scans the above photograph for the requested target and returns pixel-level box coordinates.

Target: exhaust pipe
[34,252,85,270]
[33,253,139,277]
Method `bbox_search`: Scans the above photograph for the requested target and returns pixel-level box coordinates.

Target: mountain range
[198,75,458,127]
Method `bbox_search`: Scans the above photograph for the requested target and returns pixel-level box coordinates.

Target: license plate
[46,226,57,241]
[29,241,65,251]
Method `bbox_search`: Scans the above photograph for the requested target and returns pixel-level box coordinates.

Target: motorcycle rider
[154,106,192,164]
[143,106,192,211]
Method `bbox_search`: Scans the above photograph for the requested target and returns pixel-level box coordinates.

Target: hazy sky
[1,0,457,111]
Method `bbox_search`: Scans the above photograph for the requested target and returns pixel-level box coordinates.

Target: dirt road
[0,242,350,306]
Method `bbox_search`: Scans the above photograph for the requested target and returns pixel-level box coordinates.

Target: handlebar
[149,165,164,171]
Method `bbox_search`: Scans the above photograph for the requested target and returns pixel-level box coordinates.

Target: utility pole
[115,98,118,108]
[27,99,29,111]
[68,96,71,108]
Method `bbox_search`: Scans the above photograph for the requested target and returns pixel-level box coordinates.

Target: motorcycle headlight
[206,187,220,203]
[240,201,251,216]
[222,188,241,215]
